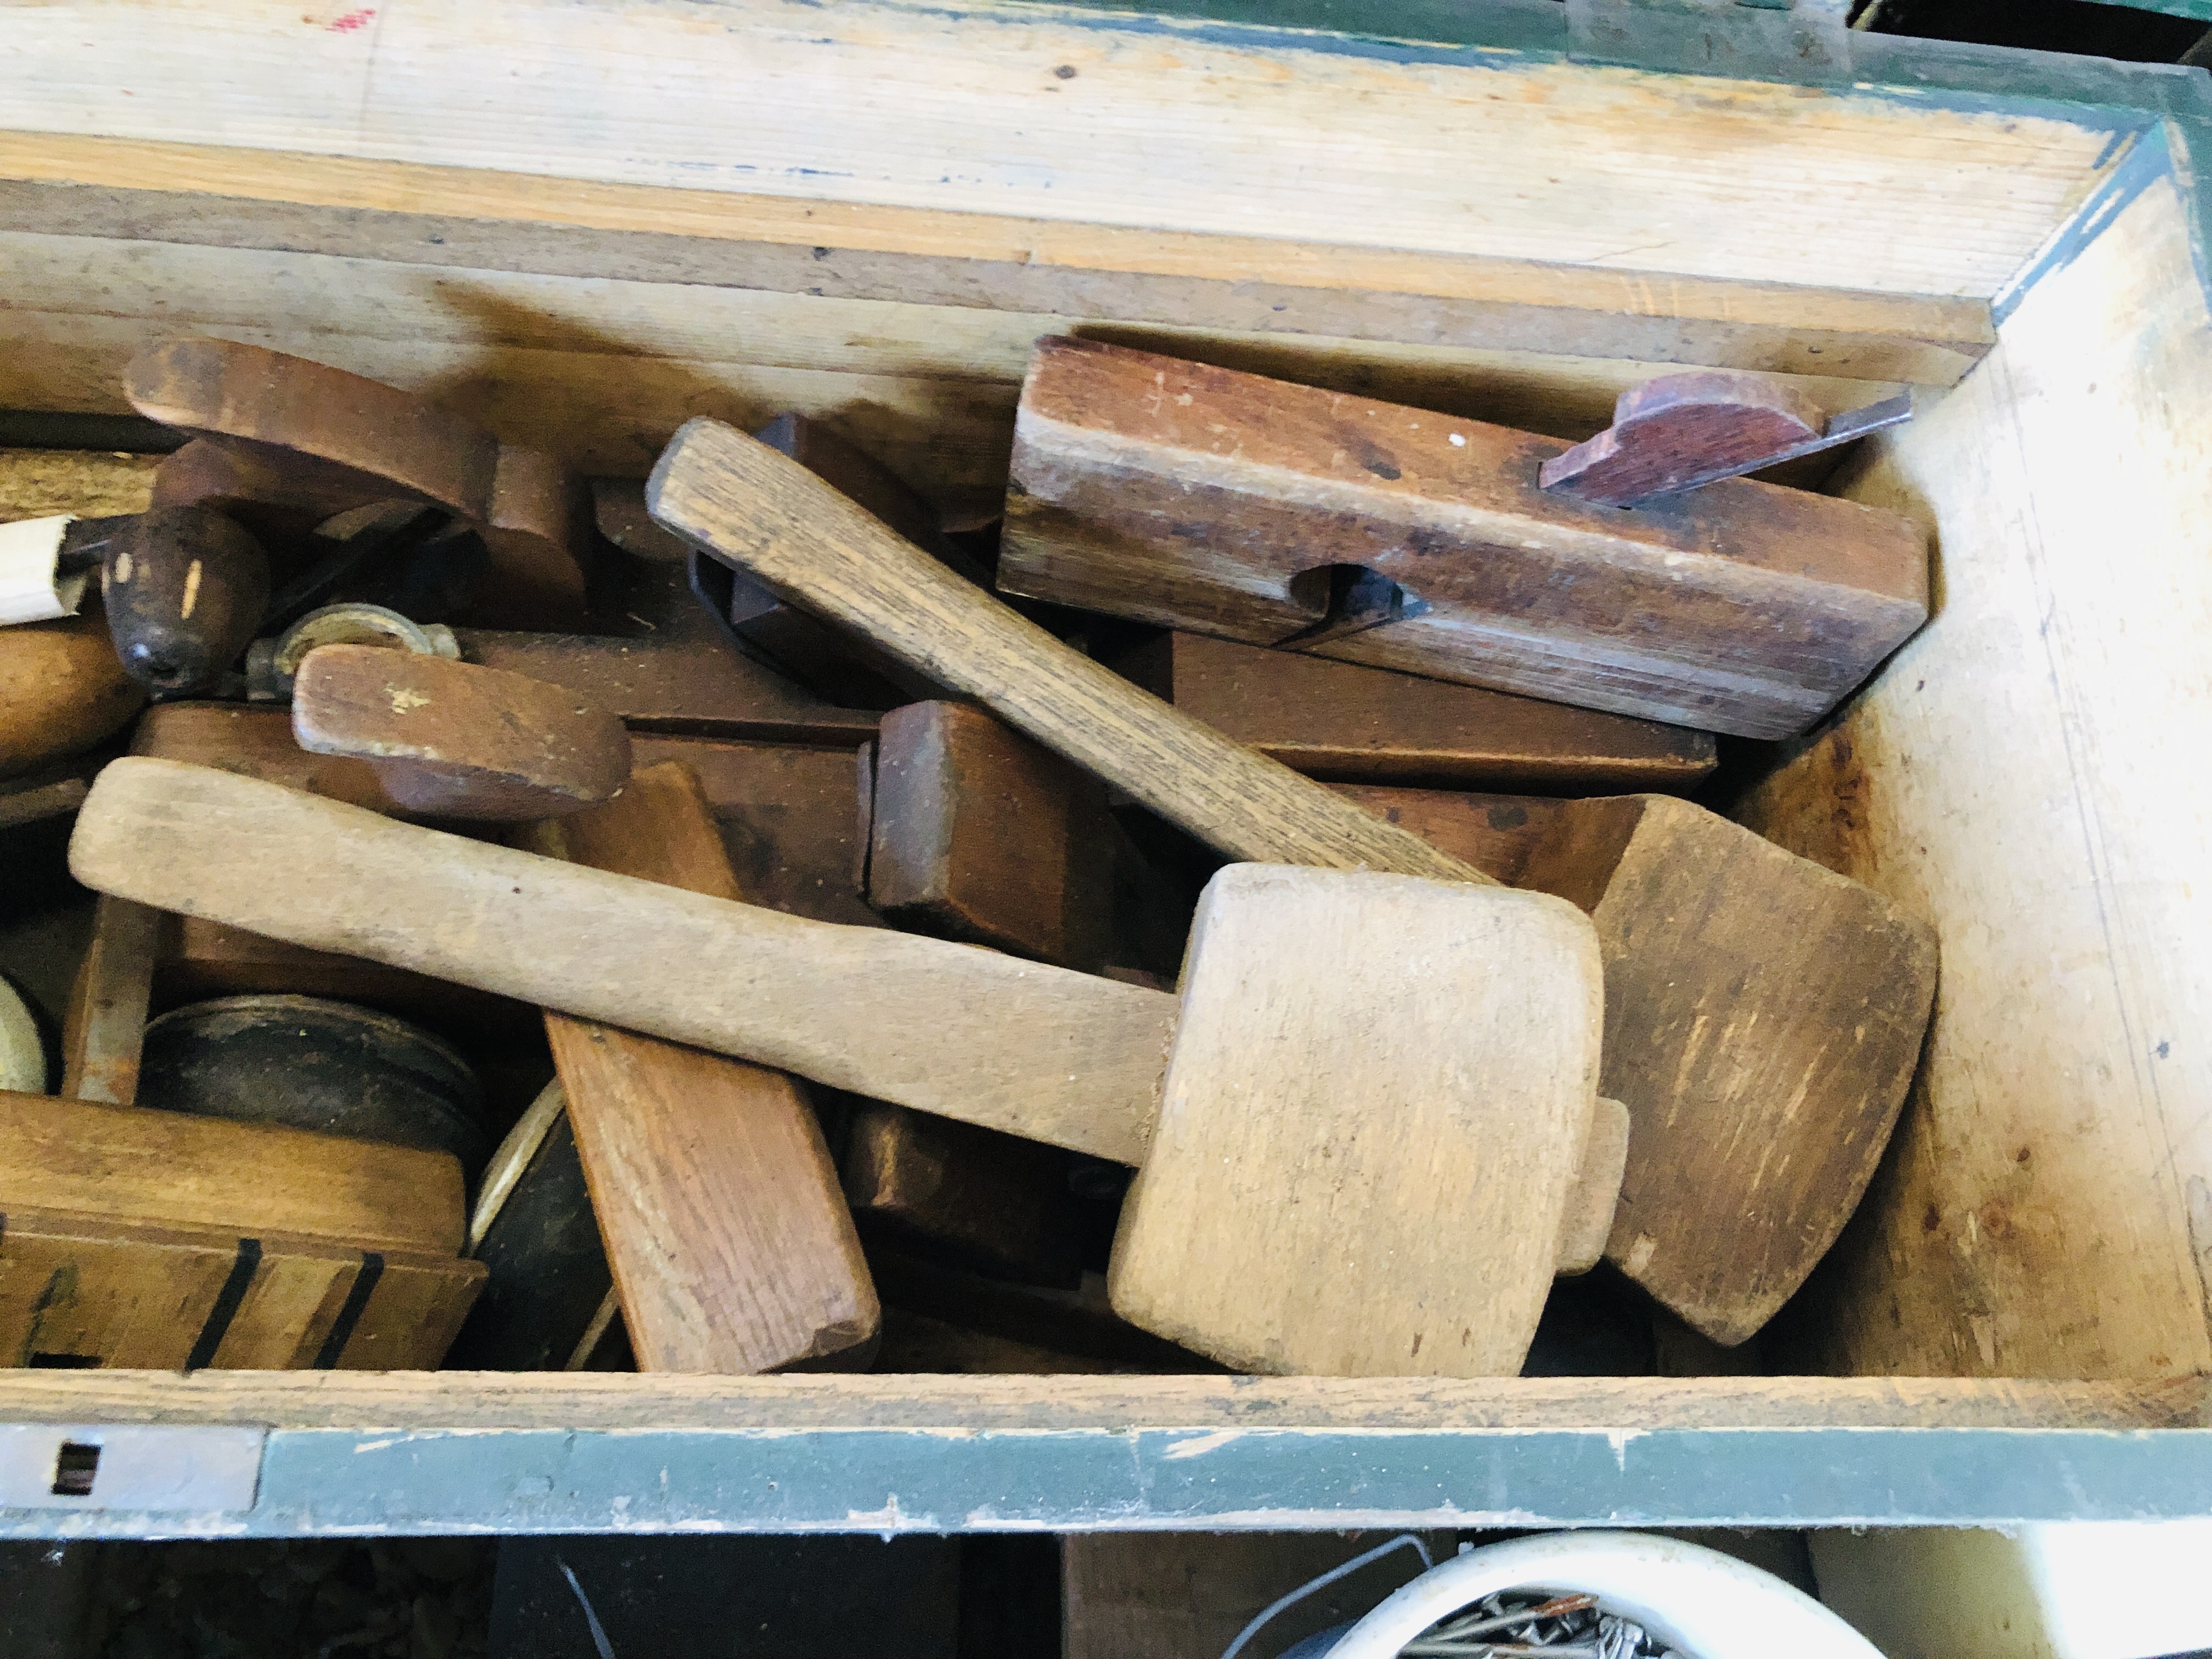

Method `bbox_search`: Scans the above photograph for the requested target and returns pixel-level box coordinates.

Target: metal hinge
[1566,0,1855,83]
[0,1424,264,1513]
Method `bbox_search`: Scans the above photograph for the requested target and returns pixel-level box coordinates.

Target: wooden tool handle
[647,418,1489,885]
[71,758,1173,1164]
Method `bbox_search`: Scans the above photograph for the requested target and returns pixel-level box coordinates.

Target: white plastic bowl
[1317,1531,1882,1659]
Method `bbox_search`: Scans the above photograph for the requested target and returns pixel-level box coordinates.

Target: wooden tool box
[0,0,2209,1536]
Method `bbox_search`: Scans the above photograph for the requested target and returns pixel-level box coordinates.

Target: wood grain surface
[1539,369,1827,505]
[864,701,1111,968]
[1003,338,1928,738]
[1109,865,1603,1377]
[291,645,633,821]
[71,758,1176,1165]
[0,1211,482,1372]
[1555,1097,1631,1277]
[535,761,878,1373]
[59,895,161,1107]
[843,1103,1081,1288]
[0,1086,466,1257]
[126,336,589,628]
[647,417,1483,882]
[1515,795,1938,1345]
[1110,631,1714,793]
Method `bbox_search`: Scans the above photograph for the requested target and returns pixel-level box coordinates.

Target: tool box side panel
[1737,163,2212,1381]
[0,0,2134,298]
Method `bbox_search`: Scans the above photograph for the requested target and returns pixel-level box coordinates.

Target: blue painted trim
[3,1423,2209,1537]
[1995,120,2182,320]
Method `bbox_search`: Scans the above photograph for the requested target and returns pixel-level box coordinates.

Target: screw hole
[50,1442,99,1498]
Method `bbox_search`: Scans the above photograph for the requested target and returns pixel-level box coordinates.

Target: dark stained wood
[455,628,879,747]
[126,336,591,629]
[80,506,268,696]
[60,895,162,1107]
[1113,631,1713,793]
[1001,338,1927,740]
[844,1103,1082,1288]
[869,1252,1221,1375]
[534,761,879,1374]
[864,701,1111,969]
[290,645,633,821]
[1325,785,1569,885]
[1539,370,1914,506]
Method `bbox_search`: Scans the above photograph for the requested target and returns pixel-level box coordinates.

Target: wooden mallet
[71,756,1617,1378]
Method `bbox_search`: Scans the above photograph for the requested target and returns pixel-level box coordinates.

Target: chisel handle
[647,417,1490,885]
[70,758,1173,1165]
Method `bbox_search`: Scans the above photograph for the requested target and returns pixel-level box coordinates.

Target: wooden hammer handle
[647,418,1489,885]
[70,758,1173,1165]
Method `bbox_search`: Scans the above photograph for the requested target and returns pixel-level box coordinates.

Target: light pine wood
[533,761,879,1374]
[1003,338,1929,738]
[59,895,160,1106]
[1738,174,2212,1381]
[0,1211,483,1371]
[291,644,633,821]
[647,419,1483,883]
[1109,865,1603,1377]
[0,1369,2194,1434]
[0,9,2123,298]
[1111,631,1715,794]
[0,1087,466,1257]
[71,757,1175,1165]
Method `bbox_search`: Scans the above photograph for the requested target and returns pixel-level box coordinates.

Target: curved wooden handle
[648,418,1489,885]
[70,758,1174,1165]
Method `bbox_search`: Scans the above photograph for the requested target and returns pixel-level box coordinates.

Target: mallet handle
[70,758,1172,1165]
[648,418,1490,885]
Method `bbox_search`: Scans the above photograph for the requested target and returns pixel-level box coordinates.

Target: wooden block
[1063,1533,1438,1659]
[869,1251,1220,1374]
[454,628,879,748]
[291,645,633,821]
[0,602,145,780]
[534,761,879,1373]
[862,701,1111,968]
[1111,631,1715,793]
[0,1210,482,1371]
[1323,785,1570,887]
[60,895,161,1105]
[75,760,1611,1376]
[1510,794,1938,1345]
[1000,337,1928,739]
[843,1102,1081,1286]
[127,336,591,629]
[0,1087,467,1256]
[631,734,879,929]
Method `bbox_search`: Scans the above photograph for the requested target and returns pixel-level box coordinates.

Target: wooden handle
[70,758,1173,1164]
[647,418,1489,884]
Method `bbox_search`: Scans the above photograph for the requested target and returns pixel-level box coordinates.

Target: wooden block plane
[290,644,633,821]
[0,1088,482,1370]
[1109,631,1715,793]
[862,700,1112,969]
[996,338,1928,739]
[843,1103,1084,1288]
[72,758,1615,1378]
[126,336,592,629]
[526,762,879,1374]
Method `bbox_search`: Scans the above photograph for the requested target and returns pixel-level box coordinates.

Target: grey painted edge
[0,1424,2208,1537]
